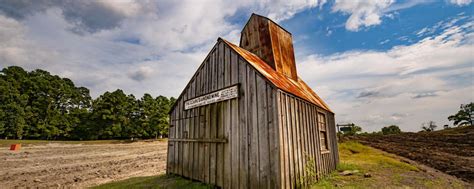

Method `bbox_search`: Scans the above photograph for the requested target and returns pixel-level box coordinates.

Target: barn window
[318,113,329,152]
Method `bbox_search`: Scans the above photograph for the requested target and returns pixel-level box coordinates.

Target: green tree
[156,95,173,138]
[381,125,401,135]
[137,94,157,138]
[120,94,140,140]
[0,108,5,136]
[22,69,91,139]
[448,102,473,126]
[0,66,29,139]
[90,89,138,139]
[0,65,174,140]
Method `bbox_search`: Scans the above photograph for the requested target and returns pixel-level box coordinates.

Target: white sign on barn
[184,85,239,110]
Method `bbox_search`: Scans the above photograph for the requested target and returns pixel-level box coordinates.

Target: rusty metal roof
[221,38,332,113]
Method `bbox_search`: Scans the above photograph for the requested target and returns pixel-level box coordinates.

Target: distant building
[167,14,338,188]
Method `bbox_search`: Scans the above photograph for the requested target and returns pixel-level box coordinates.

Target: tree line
[0,66,176,140]
[339,102,472,136]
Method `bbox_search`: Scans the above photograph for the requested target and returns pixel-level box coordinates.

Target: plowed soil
[0,141,168,188]
[355,126,474,184]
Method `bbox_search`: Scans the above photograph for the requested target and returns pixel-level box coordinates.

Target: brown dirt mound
[355,126,474,184]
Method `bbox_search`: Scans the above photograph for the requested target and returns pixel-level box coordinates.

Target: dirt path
[0,141,168,188]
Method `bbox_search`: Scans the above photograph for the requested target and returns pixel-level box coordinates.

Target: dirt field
[355,126,474,184]
[0,140,168,188]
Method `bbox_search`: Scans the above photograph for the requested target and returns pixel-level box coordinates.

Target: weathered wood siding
[167,40,281,188]
[276,91,338,188]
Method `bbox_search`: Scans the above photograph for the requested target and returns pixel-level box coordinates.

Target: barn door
[196,102,227,186]
[168,103,227,186]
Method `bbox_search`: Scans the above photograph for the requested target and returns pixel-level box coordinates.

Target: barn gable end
[167,39,282,188]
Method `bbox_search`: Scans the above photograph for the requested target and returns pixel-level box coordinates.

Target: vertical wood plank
[183,91,189,178]
[291,97,299,187]
[278,92,288,189]
[187,85,192,178]
[177,95,183,176]
[175,97,179,175]
[198,58,208,182]
[190,79,197,179]
[222,45,232,188]
[230,49,240,189]
[301,102,307,185]
[305,103,315,183]
[216,41,225,187]
[203,55,211,183]
[256,76,269,189]
[285,94,294,188]
[248,67,259,189]
[193,72,201,180]
[238,58,248,189]
[209,48,217,185]
[293,97,304,187]
[299,100,307,187]
[268,87,280,188]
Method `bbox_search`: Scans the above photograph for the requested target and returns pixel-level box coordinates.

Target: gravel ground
[0,141,168,188]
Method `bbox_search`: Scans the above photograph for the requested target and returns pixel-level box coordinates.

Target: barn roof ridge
[169,38,332,113]
[219,38,332,112]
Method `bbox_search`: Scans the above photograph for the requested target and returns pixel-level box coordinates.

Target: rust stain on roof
[221,39,332,112]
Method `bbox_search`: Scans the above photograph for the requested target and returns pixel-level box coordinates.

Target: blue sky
[284,1,473,56]
[0,0,472,132]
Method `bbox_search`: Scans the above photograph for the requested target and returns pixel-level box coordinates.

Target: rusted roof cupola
[240,14,298,81]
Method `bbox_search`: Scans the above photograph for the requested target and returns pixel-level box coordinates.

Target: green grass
[90,174,212,189]
[338,141,418,172]
[311,141,464,189]
[336,162,361,172]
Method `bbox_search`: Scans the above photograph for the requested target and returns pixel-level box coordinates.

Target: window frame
[318,112,330,153]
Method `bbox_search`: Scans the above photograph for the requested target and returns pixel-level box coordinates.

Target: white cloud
[0,0,323,97]
[0,14,60,68]
[97,0,143,16]
[252,0,325,21]
[298,18,474,132]
[331,0,437,31]
[332,0,395,31]
[448,0,473,6]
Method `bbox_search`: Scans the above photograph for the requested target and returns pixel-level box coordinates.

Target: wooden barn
[167,14,338,188]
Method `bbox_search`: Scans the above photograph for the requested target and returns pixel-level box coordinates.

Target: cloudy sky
[0,0,472,132]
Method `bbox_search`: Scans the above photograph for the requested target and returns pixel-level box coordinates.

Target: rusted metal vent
[240,14,298,81]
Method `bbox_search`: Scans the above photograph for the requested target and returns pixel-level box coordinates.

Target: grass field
[312,141,466,188]
[93,141,468,189]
